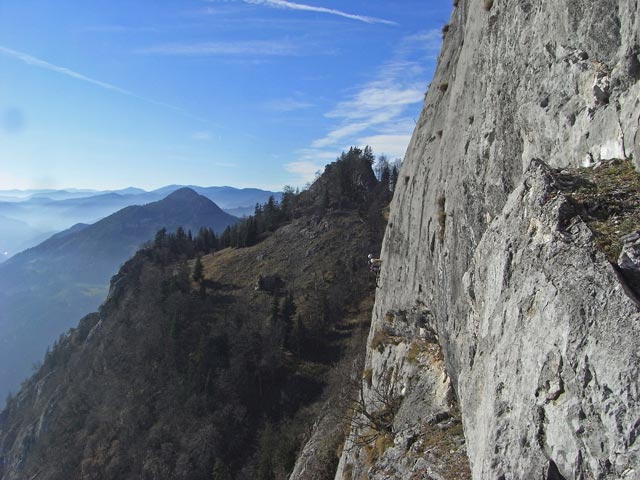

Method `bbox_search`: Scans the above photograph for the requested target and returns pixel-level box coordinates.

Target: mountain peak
[164,187,202,202]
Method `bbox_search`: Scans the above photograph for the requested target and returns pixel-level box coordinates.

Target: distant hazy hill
[0,186,279,255]
[153,185,282,210]
[0,188,98,201]
[0,188,238,403]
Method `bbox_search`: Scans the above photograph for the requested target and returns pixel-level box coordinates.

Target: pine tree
[244,216,258,247]
[193,256,204,283]
[220,226,232,249]
[390,161,400,193]
[380,163,391,193]
[280,185,295,220]
[154,228,167,248]
[264,195,278,231]
[363,145,375,165]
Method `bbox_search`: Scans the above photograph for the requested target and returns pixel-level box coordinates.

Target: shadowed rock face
[336,1,640,479]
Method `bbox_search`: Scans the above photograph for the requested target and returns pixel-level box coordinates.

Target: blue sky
[0,0,451,191]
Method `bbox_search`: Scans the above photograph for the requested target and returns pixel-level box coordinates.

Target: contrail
[243,0,397,25]
[0,46,135,96]
[0,45,205,121]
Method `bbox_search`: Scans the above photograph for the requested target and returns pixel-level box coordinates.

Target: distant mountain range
[0,185,280,261]
[0,185,280,209]
[0,188,238,404]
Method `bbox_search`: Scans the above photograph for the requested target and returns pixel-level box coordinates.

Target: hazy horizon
[0,0,449,191]
[0,184,282,195]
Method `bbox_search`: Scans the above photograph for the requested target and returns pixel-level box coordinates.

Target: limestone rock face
[334,309,471,480]
[460,160,640,478]
[336,0,640,478]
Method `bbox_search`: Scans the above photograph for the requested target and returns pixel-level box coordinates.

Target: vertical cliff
[336,0,640,478]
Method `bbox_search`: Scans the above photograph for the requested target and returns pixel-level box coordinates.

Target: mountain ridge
[0,188,238,406]
[0,185,281,256]
[0,150,390,479]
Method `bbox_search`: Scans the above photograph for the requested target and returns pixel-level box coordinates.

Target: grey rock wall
[336,0,640,478]
[460,160,639,478]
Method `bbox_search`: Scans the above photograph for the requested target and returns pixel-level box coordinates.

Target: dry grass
[411,418,471,479]
[370,330,401,353]
[200,212,376,320]
[362,430,395,466]
[483,0,494,11]
[407,339,445,365]
[561,159,640,262]
[407,341,424,364]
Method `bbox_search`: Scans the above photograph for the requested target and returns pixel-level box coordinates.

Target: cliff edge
[335,1,640,478]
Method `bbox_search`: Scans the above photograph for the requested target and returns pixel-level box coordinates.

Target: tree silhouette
[193,256,204,283]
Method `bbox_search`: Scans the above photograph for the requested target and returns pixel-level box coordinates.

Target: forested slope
[0,148,394,480]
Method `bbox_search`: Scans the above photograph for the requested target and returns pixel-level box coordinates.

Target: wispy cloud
[309,29,441,153]
[0,45,135,96]
[136,40,297,57]
[262,97,314,112]
[283,147,339,184]
[242,0,397,25]
[356,134,412,159]
[326,85,425,120]
[312,121,372,148]
[284,160,324,183]
[310,86,424,148]
[0,45,204,121]
[82,25,163,33]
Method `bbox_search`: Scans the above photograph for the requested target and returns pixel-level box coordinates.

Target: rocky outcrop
[334,308,471,480]
[336,0,640,478]
[460,160,640,478]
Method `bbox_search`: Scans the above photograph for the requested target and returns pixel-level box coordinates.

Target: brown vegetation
[560,159,640,262]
